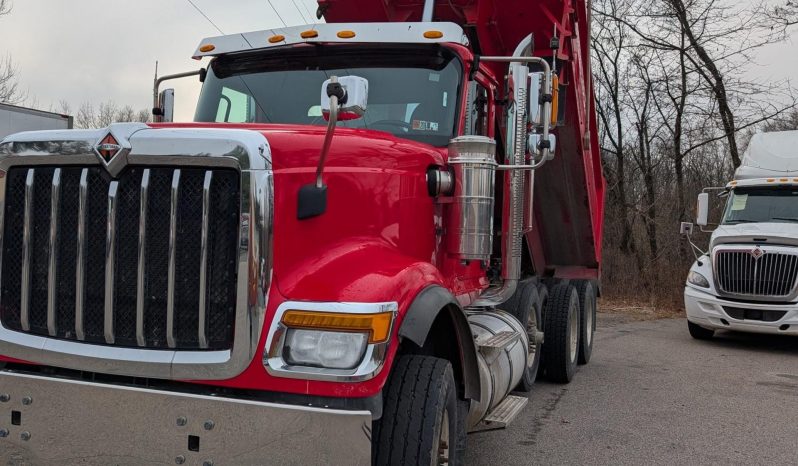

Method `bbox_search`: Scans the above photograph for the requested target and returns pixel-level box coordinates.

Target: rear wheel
[688,321,715,340]
[505,279,543,392]
[373,355,463,466]
[542,283,580,383]
[574,280,596,365]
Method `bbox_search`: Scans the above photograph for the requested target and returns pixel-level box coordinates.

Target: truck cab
[0,1,603,464]
[684,131,798,339]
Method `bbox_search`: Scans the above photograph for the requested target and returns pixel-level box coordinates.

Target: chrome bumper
[0,371,371,465]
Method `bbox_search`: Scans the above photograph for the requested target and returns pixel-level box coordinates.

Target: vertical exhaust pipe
[422,0,434,21]
[472,37,535,308]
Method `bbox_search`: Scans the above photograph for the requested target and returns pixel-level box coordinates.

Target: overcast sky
[0,0,796,122]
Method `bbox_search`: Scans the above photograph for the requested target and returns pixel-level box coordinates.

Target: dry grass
[598,296,684,321]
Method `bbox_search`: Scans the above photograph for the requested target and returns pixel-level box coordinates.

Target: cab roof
[192,22,468,60]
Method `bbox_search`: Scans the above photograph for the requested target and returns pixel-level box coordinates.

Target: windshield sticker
[731,194,748,211]
[413,120,439,131]
[429,73,441,82]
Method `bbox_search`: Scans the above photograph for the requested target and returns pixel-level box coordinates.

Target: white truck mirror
[156,88,175,122]
[696,192,709,226]
[680,222,694,235]
[321,75,368,121]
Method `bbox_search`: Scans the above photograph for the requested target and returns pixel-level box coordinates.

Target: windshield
[194,45,462,147]
[722,187,798,224]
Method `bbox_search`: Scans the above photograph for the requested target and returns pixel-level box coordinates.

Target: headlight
[687,270,710,288]
[284,329,367,369]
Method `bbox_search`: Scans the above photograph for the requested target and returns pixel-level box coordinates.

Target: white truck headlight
[687,270,710,288]
[284,329,368,369]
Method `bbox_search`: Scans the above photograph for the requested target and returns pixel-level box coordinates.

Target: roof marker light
[199,44,215,52]
[423,30,444,39]
[301,30,319,39]
[781,178,789,182]
[767,178,776,182]
[269,34,285,43]
[337,30,356,39]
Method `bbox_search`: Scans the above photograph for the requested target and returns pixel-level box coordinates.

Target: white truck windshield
[722,187,798,224]
[194,45,462,147]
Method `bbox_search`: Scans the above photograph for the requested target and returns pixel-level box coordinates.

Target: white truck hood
[711,222,798,249]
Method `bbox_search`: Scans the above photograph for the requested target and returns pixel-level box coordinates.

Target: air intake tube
[471,60,530,307]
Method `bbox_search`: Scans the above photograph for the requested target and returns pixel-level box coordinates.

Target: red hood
[150,122,447,169]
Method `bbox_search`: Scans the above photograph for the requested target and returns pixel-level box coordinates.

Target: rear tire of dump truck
[688,321,715,340]
[504,279,543,392]
[574,280,596,365]
[542,283,580,384]
[373,355,463,466]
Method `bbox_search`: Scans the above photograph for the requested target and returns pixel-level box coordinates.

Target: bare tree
[73,100,151,128]
[0,1,25,104]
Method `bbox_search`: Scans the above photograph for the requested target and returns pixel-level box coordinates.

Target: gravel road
[466,314,798,465]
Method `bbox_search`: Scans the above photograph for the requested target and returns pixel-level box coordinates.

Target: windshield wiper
[772,217,798,223]
[724,219,759,224]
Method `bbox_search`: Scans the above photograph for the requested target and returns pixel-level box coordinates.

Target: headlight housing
[264,302,398,381]
[284,329,368,369]
[687,270,710,288]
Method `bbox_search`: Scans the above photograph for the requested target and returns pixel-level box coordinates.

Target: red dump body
[321,0,604,279]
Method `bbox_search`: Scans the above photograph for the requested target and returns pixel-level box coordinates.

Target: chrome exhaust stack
[471,35,553,307]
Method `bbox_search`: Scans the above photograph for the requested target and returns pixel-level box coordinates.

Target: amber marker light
[337,30,356,39]
[199,44,215,52]
[281,310,393,343]
[301,30,319,39]
[423,30,444,39]
[269,34,286,43]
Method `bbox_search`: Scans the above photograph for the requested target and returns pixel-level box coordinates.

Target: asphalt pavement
[466,314,798,465]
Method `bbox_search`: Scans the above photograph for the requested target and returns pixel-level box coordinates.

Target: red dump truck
[0,0,603,464]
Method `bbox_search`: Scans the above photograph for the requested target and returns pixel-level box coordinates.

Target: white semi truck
[0,103,72,140]
[683,130,798,339]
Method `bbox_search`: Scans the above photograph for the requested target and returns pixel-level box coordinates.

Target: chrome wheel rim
[569,304,578,364]
[436,409,450,465]
[585,297,594,347]
[526,307,539,368]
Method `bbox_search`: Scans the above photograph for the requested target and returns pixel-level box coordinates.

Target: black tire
[574,280,596,365]
[542,283,581,384]
[688,321,715,340]
[373,355,463,466]
[536,284,549,380]
[504,279,543,392]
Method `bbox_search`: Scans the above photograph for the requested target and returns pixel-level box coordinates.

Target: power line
[300,0,318,23]
[290,0,309,23]
[266,0,288,27]
[186,0,224,34]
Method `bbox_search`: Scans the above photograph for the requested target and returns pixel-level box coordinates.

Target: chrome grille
[715,249,798,297]
[0,166,240,350]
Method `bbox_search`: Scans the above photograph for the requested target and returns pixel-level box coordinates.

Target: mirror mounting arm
[316,77,343,188]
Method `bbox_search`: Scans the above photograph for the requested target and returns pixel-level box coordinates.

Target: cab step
[474,331,521,362]
[469,395,529,433]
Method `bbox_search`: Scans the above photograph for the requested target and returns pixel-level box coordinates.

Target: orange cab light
[337,30,356,39]
[767,178,776,182]
[199,44,215,52]
[781,178,789,182]
[423,30,444,39]
[301,30,319,39]
[268,34,286,43]
[282,310,393,344]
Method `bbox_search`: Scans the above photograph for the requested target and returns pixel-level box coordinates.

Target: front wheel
[373,355,464,466]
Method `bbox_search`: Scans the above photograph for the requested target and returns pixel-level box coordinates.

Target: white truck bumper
[0,371,372,465]
[685,286,798,335]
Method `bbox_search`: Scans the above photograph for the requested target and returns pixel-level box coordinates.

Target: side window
[215,87,254,123]
[465,81,489,136]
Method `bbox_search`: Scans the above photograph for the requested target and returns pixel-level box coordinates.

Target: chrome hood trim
[0,124,274,380]
[711,223,798,250]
